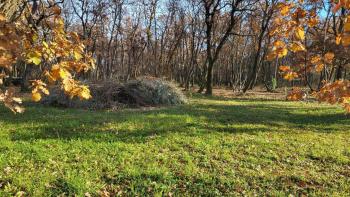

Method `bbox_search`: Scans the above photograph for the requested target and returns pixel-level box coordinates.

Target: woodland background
[3,0,348,95]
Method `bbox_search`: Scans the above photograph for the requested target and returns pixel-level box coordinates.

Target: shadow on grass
[1,97,348,143]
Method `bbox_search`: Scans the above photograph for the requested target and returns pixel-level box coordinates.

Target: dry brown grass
[191,86,288,101]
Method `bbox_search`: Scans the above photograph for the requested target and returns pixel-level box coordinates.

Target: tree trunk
[205,60,213,95]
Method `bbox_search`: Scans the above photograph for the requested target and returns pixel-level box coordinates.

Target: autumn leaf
[284,72,298,81]
[0,14,6,21]
[0,9,94,113]
[266,52,277,61]
[295,27,305,40]
[0,54,15,69]
[74,50,83,61]
[27,51,42,65]
[78,86,92,100]
[43,41,49,48]
[59,68,70,79]
[324,52,335,64]
[31,92,42,102]
[345,22,350,32]
[307,18,318,27]
[279,65,291,72]
[315,64,324,72]
[292,7,306,20]
[51,6,61,15]
[344,103,350,113]
[280,5,290,16]
[315,80,350,112]
[310,55,321,64]
[336,36,342,45]
[277,47,288,58]
[342,35,350,46]
[0,88,24,113]
[289,42,306,52]
[287,87,304,101]
[273,40,285,48]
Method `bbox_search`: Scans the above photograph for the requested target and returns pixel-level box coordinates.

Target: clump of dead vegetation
[41,78,187,110]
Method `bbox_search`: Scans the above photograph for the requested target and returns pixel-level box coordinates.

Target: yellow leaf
[289,42,306,52]
[284,72,298,81]
[74,50,83,61]
[280,5,290,16]
[43,41,49,48]
[32,34,38,42]
[315,64,324,72]
[32,92,42,102]
[295,27,305,40]
[57,18,64,26]
[89,58,96,69]
[277,47,288,58]
[62,78,74,92]
[310,55,321,64]
[78,86,92,100]
[40,87,50,95]
[59,68,70,79]
[30,57,41,65]
[27,51,42,65]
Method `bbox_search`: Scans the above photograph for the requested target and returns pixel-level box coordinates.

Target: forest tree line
[2,0,343,95]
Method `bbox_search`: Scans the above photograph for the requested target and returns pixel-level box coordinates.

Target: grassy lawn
[0,94,349,196]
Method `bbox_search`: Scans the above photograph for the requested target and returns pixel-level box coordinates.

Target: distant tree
[200,0,256,95]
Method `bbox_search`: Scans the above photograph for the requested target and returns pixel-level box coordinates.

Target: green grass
[0,94,349,196]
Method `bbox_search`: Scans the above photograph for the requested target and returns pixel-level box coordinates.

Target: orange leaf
[324,52,335,64]
[342,35,350,46]
[315,64,325,72]
[311,55,322,64]
[336,36,342,45]
[307,18,318,28]
[0,13,6,22]
[284,72,298,81]
[279,65,291,72]
[287,88,304,101]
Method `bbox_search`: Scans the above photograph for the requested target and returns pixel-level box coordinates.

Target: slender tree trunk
[205,59,214,95]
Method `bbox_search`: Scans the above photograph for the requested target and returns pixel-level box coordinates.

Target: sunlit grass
[0,94,349,196]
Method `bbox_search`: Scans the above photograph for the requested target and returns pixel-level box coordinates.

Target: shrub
[41,78,187,110]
